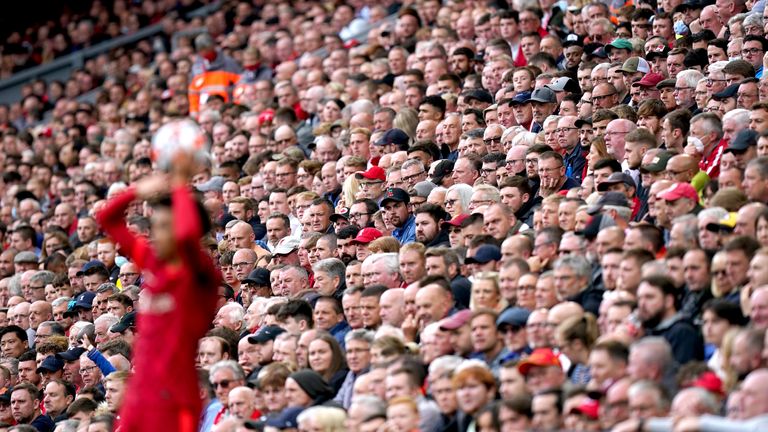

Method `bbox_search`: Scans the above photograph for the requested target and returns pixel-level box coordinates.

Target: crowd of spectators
[2,0,768,431]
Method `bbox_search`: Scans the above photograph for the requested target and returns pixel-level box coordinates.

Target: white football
[151,119,209,171]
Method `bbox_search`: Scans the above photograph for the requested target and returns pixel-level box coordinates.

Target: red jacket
[97,186,220,431]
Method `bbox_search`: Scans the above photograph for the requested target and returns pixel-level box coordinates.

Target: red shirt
[97,186,220,430]
[699,138,727,179]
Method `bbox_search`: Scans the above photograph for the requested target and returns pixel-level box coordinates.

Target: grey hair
[428,355,465,377]
[553,255,591,278]
[691,112,723,139]
[39,321,64,336]
[313,258,346,283]
[366,253,400,275]
[53,420,80,432]
[446,184,474,211]
[220,303,245,325]
[698,206,729,222]
[1,358,18,375]
[675,387,720,414]
[349,395,387,419]
[94,314,119,329]
[743,12,763,28]
[671,214,699,245]
[603,205,632,221]
[282,265,309,281]
[51,297,72,308]
[209,360,245,381]
[8,275,21,297]
[628,379,671,411]
[708,60,729,75]
[96,283,118,294]
[401,159,425,172]
[678,70,705,90]
[345,328,375,345]
[722,109,750,128]
[630,336,673,370]
[29,271,55,287]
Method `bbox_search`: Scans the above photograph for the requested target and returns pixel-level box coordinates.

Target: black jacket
[645,313,704,364]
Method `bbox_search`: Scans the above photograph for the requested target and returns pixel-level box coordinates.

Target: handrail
[0,1,223,106]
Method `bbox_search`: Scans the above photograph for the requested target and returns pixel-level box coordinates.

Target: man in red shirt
[97,154,220,432]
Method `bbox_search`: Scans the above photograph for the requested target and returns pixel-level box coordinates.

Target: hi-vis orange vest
[188,70,241,116]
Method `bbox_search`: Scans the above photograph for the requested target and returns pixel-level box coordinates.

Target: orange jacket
[188,70,241,116]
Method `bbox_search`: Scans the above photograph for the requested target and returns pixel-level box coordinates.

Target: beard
[640,308,665,329]
[339,252,355,265]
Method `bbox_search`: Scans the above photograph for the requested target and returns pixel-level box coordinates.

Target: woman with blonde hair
[394,107,419,140]
[370,335,407,365]
[298,406,347,432]
[338,174,360,213]
[471,272,508,313]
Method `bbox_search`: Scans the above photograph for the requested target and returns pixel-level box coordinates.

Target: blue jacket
[393,215,416,244]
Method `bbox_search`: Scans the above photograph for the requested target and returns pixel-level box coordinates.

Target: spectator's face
[211,368,242,404]
[43,382,71,418]
[79,357,102,388]
[1,333,26,359]
[10,390,36,423]
[532,393,561,430]
[105,378,126,413]
[197,339,224,369]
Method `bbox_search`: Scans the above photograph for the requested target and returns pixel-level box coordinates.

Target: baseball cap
[77,260,108,276]
[509,91,532,105]
[562,34,584,47]
[587,192,631,215]
[412,180,437,198]
[545,77,580,93]
[349,227,383,245]
[656,78,676,90]
[631,72,664,88]
[36,356,64,374]
[518,348,563,375]
[465,245,502,264]
[706,212,737,232]
[620,57,650,74]
[355,166,386,182]
[726,129,759,153]
[329,207,350,223]
[248,325,286,344]
[273,237,300,256]
[13,251,37,264]
[713,84,738,99]
[438,309,472,331]
[587,45,608,60]
[660,183,698,202]
[689,371,724,396]
[265,406,303,429]
[379,188,410,207]
[243,268,270,286]
[196,176,227,193]
[569,399,600,420]
[530,87,556,103]
[441,213,470,228]
[640,150,674,173]
[431,160,454,184]
[596,172,636,192]
[464,89,494,104]
[72,291,96,310]
[646,46,671,61]
[56,347,87,362]
[109,311,137,334]
[375,129,409,147]
[497,307,531,328]
[605,39,633,53]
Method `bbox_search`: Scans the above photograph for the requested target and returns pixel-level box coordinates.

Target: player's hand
[136,173,170,200]
[171,150,199,184]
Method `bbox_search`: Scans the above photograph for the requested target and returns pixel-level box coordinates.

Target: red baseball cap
[569,399,600,420]
[258,109,275,125]
[631,72,664,88]
[689,371,724,396]
[441,214,470,228]
[518,348,562,375]
[355,166,386,182]
[349,227,383,245]
[660,182,698,202]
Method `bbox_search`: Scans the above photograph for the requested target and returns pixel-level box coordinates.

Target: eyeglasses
[674,87,693,92]
[555,127,578,134]
[211,380,233,389]
[349,212,371,220]
[402,171,425,183]
[742,48,764,56]
[233,261,254,269]
[500,325,523,334]
[591,93,616,102]
[505,159,524,166]
[712,269,728,276]
[480,168,496,176]
[79,366,98,375]
[525,158,538,165]
[538,165,563,174]
[359,181,383,190]
[275,172,296,179]
[483,136,502,145]
[445,199,459,206]
[29,285,45,291]
[706,78,726,86]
